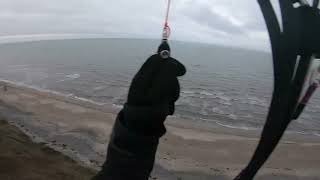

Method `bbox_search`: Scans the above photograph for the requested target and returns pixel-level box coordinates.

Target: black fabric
[300,6,320,54]
[126,54,186,137]
[92,54,186,180]
[122,104,168,137]
[92,111,159,180]
[293,103,306,120]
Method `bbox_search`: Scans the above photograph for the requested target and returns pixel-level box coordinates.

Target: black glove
[121,52,186,137]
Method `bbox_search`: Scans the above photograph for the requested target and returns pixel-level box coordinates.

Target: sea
[0,38,319,136]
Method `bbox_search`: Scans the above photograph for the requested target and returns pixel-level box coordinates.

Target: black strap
[235,1,319,179]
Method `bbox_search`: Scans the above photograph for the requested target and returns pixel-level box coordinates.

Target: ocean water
[0,38,319,136]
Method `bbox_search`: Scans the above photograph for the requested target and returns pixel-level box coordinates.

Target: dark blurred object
[125,54,186,137]
[92,54,185,180]
[158,41,171,59]
[235,0,320,179]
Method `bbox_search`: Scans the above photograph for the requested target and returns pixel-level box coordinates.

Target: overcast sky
[0,0,292,51]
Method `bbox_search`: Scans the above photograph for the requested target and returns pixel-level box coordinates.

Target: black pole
[234,0,303,179]
[313,0,319,7]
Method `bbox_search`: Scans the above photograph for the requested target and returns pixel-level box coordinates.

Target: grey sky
[0,0,287,51]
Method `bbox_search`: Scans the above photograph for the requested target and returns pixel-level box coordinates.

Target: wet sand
[0,80,320,180]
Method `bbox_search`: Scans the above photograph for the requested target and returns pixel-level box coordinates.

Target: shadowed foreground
[0,119,96,180]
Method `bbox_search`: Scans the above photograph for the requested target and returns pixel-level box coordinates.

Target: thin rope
[165,0,171,25]
[162,0,171,40]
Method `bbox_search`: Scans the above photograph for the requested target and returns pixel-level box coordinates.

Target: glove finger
[132,54,164,89]
[149,76,180,105]
[168,102,175,115]
[147,59,183,104]
[168,57,186,77]
[128,54,164,105]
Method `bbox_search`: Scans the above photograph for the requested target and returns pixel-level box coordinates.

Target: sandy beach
[0,80,320,180]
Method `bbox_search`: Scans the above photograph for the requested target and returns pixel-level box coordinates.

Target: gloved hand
[121,47,186,137]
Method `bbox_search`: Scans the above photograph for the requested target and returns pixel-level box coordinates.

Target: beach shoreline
[1,80,320,179]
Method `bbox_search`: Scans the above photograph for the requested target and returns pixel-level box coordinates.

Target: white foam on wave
[239,96,268,107]
[66,74,80,79]
[245,114,254,119]
[215,122,254,131]
[9,65,30,68]
[10,68,30,72]
[212,107,225,115]
[182,90,233,104]
[112,104,123,110]
[228,114,238,120]
[200,91,213,96]
[218,100,232,106]
[57,74,80,82]
[72,96,106,106]
[293,131,308,135]
[93,86,105,91]
[199,118,257,131]
[181,90,195,95]
[313,132,320,137]
[216,94,232,102]
[287,130,320,137]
